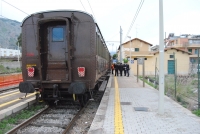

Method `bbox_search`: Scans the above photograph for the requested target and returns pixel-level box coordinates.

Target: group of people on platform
[111,63,130,77]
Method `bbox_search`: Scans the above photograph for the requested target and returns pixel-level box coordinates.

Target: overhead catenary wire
[80,0,87,12]
[108,32,119,40]
[2,0,29,15]
[86,0,97,22]
[123,0,144,42]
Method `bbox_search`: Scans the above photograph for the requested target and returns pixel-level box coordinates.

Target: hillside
[0,18,21,49]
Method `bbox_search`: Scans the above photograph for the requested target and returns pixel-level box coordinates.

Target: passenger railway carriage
[19,10,110,105]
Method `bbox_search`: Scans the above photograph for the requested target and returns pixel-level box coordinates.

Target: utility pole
[158,0,165,115]
[120,26,122,63]
[198,49,200,109]
[173,52,176,99]
[18,42,19,62]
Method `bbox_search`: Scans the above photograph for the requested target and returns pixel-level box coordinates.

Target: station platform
[88,74,200,134]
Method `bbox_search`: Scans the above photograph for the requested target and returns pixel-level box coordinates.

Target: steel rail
[6,106,49,134]
[0,87,19,94]
[62,101,89,134]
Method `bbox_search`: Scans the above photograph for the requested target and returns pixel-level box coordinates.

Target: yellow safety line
[114,77,124,134]
[0,91,20,99]
[0,93,36,108]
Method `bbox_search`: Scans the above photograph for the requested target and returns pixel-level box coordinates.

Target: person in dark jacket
[111,64,114,74]
[114,63,118,76]
[126,63,130,77]
[123,64,126,76]
[119,63,123,76]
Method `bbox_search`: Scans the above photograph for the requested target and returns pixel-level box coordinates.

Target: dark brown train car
[19,10,110,103]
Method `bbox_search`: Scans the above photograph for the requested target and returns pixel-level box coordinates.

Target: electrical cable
[86,0,97,22]
[80,0,87,12]
[2,0,29,15]
[123,0,144,42]
[108,32,119,40]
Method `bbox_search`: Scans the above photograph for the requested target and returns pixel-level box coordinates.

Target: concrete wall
[0,61,21,69]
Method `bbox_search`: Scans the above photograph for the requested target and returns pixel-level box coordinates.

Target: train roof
[21,9,95,26]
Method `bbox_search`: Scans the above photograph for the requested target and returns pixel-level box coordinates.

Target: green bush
[123,58,128,63]
[0,65,21,74]
[193,110,200,117]
[0,104,45,133]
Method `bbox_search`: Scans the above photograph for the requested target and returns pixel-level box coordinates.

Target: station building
[117,37,192,75]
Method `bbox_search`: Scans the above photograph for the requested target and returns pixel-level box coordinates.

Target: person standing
[123,63,126,76]
[119,63,123,76]
[126,63,130,77]
[111,63,114,74]
[114,63,118,76]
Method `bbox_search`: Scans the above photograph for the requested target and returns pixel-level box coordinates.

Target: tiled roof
[118,38,153,50]
[123,38,153,46]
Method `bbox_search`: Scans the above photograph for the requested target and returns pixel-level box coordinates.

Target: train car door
[44,20,71,81]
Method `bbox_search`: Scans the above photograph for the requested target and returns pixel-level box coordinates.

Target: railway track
[6,104,81,134]
[0,87,19,94]
[6,90,105,134]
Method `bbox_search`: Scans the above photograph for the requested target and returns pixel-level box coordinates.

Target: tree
[123,58,128,63]
[16,33,22,47]
[112,54,117,59]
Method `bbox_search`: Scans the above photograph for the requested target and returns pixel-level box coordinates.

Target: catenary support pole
[137,61,139,82]
[198,49,200,109]
[18,42,19,62]
[120,26,122,63]
[158,0,165,115]
[143,59,145,87]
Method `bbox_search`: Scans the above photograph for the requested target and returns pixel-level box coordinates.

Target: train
[19,10,111,105]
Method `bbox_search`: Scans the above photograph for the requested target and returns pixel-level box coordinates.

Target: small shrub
[176,95,182,102]
[193,109,200,117]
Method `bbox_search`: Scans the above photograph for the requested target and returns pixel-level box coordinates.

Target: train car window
[52,27,64,42]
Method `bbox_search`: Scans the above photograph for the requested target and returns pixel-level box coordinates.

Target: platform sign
[131,59,134,64]
[128,58,134,64]
[137,58,144,65]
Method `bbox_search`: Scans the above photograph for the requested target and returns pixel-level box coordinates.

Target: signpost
[131,59,134,64]
[137,58,144,65]
[136,57,145,87]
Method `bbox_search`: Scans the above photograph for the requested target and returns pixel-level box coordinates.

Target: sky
[1,0,200,53]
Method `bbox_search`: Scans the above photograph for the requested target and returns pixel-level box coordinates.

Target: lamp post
[127,36,132,64]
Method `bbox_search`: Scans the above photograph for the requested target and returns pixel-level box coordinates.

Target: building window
[188,49,192,53]
[135,48,139,52]
[195,49,198,54]
[169,55,174,58]
[190,58,196,63]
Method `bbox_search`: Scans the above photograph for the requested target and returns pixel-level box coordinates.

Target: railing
[0,73,23,88]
